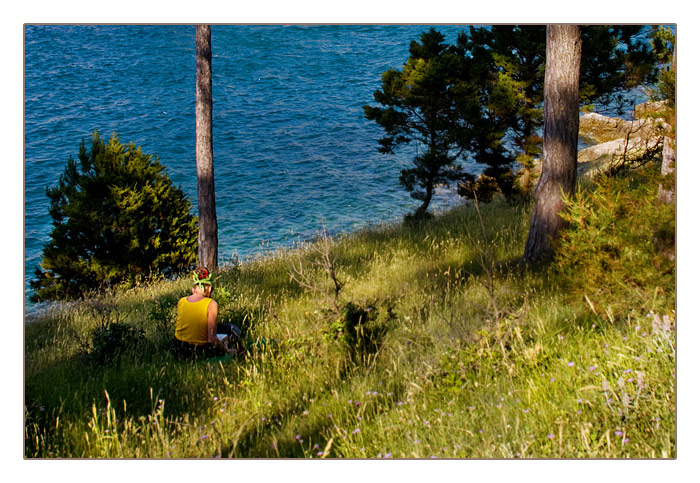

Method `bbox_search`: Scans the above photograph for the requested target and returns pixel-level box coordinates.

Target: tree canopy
[31,132,198,301]
[363,28,483,218]
[365,25,661,209]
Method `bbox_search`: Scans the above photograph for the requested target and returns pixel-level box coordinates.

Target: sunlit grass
[24,169,675,458]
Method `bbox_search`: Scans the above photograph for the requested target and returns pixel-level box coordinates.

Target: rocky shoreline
[576,100,673,179]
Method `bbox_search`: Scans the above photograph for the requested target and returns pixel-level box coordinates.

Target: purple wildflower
[568,362,575,367]
[547,434,555,439]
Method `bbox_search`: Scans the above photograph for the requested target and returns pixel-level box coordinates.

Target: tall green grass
[24,164,675,458]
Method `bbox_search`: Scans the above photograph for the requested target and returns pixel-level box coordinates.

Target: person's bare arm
[206,300,228,353]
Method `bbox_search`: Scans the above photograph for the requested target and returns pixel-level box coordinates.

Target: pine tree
[30,132,198,301]
[363,28,482,218]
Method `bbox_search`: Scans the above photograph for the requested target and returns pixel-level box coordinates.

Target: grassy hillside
[24,162,675,458]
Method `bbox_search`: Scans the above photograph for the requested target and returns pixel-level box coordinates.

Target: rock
[576,137,663,179]
[578,112,667,144]
[634,100,670,120]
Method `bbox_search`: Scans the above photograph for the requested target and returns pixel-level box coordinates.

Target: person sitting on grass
[173,267,235,359]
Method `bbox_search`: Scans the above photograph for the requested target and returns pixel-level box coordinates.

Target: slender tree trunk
[524,24,582,262]
[414,178,434,218]
[195,25,218,269]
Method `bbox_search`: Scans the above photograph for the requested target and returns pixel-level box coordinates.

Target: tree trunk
[195,25,218,269]
[657,136,675,204]
[524,25,582,262]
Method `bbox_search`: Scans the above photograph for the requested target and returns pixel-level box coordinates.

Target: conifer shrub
[554,165,675,314]
[31,132,198,301]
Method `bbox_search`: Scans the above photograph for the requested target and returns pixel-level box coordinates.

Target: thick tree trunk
[195,25,218,269]
[524,25,582,262]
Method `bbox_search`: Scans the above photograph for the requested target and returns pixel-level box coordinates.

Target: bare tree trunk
[524,25,582,262]
[195,25,218,269]
[657,136,675,204]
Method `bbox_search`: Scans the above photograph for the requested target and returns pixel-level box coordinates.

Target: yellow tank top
[175,297,213,346]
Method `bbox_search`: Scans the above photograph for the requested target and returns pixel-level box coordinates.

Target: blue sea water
[24,25,476,306]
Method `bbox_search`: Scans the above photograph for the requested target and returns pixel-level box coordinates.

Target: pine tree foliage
[363,28,483,218]
[31,132,198,301]
[366,26,660,208]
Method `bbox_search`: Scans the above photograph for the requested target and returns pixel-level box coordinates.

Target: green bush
[81,321,146,366]
[31,132,198,301]
[554,166,675,314]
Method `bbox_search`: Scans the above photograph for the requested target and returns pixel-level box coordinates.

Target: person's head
[192,266,213,297]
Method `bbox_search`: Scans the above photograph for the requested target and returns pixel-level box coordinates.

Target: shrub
[31,132,198,301]
[554,166,675,314]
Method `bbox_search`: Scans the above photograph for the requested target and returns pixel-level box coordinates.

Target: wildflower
[213,397,218,401]
[353,428,360,434]
[201,435,209,440]
[523,409,530,414]
[614,431,623,437]
[302,410,309,416]
[328,414,333,419]
[355,401,361,407]
[384,453,392,458]
[588,365,597,371]
[430,455,438,459]
[397,401,403,406]
[348,400,353,404]
[577,410,582,415]
[568,362,575,367]
[550,378,556,382]
[578,399,583,404]
[314,443,320,449]
[295,434,301,440]
[317,452,324,456]
[623,438,630,444]
[547,434,555,439]
[373,391,378,396]
[623,369,633,374]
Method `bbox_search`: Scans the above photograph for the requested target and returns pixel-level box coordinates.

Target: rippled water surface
[24,25,481,304]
